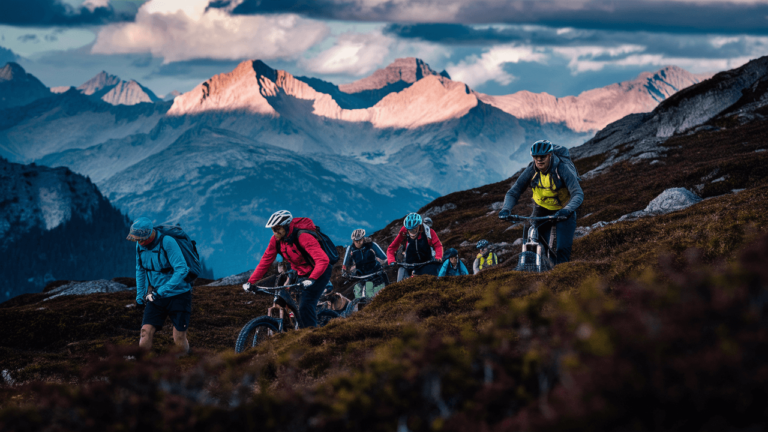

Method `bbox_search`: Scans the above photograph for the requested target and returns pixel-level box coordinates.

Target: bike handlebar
[344,270,385,280]
[245,282,304,293]
[393,259,438,269]
[502,214,565,222]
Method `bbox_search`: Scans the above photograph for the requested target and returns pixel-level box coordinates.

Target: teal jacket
[136,234,192,303]
[438,259,469,277]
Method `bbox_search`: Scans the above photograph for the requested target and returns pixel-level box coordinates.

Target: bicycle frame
[246,282,304,332]
[503,215,562,272]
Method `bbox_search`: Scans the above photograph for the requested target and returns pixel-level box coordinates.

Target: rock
[574,227,592,239]
[206,270,252,287]
[711,175,729,183]
[44,280,131,301]
[756,149,766,153]
[489,202,504,211]
[512,238,523,247]
[440,228,451,234]
[459,241,472,247]
[732,189,746,193]
[423,203,456,217]
[644,188,702,214]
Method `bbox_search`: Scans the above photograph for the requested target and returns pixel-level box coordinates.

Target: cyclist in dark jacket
[342,228,389,284]
[499,140,584,264]
[387,213,443,281]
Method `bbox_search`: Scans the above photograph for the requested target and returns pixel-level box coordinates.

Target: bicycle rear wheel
[235,316,280,353]
[343,297,370,317]
[317,309,340,327]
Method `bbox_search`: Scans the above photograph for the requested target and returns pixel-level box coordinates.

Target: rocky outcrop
[43,280,130,301]
[206,270,252,287]
[575,188,703,238]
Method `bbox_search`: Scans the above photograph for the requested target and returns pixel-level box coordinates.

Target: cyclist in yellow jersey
[498,140,584,264]
[473,239,498,274]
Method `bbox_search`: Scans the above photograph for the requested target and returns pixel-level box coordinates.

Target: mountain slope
[77,71,161,106]
[1,67,767,430]
[0,89,170,162]
[570,56,768,177]
[100,126,438,277]
[0,157,134,300]
[0,62,51,110]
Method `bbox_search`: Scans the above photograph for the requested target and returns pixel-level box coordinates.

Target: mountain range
[0,58,710,276]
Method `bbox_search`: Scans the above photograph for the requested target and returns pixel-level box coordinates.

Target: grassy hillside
[0,116,767,430]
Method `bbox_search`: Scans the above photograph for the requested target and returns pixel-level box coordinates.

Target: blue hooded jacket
[438,259,469,277]
[136,233,192,303]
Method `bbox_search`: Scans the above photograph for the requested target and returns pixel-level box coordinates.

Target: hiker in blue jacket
[498,140,584,264]
[438,248,469,277]
[128,217,192,354]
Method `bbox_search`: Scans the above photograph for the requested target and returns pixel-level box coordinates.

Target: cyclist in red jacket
[387,213,443,281]
[246,210,332,328]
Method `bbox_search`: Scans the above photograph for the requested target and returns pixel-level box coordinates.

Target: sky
[1,0,767,97]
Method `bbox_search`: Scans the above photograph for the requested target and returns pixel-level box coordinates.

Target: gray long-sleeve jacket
[501,154,584,213]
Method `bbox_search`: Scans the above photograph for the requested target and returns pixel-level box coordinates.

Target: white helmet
[351,228,366,240]
[265,210,293,228]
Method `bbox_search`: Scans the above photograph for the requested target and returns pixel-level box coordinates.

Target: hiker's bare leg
[139,324,156,350]
[173,328,189,353]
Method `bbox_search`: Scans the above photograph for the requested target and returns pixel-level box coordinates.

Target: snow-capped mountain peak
[76,71,160,106]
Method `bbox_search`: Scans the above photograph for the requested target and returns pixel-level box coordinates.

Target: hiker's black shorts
[142,291,192,332]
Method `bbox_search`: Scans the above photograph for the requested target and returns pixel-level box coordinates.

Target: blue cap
[127,217,154,241]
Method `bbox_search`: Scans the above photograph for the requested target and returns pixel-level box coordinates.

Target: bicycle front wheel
[235,316,280,353]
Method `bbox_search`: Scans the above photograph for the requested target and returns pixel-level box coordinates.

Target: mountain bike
[393,259,439,281]
[235,282,340,353]
[502,215,565,273]
[341,269,388,317]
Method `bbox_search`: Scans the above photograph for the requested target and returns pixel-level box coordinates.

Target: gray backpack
[552,145,582,182]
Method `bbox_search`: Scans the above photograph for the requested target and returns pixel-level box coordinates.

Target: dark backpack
[282,225,340,267]
[137,225,202,283]
[552,144,582,182]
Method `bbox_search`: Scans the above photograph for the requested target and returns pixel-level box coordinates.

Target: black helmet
[445,248,458,259]
[530,140,554,156]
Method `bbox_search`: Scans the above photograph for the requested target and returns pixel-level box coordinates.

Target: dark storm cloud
[386,23,763,61]
[1,0,137,27]
[209,0,768,35]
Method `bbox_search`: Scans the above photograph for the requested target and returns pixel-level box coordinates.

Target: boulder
[423,203,456,217]
[44,280,130,301]
[489,202,504,211]
[206,270,252,287]
[644,188,702,215]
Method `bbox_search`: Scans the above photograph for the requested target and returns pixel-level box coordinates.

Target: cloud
[209,0,768,35]
[0,0,136,27]
[92,0,329,63]
[301,32,394,76]
[17,34,40,43]
[446,45,547,88]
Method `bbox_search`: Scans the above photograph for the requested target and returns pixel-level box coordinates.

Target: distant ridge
[0,62,51,109]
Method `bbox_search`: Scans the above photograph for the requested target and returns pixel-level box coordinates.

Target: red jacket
[386,226,443,263]
[248,218,330,283]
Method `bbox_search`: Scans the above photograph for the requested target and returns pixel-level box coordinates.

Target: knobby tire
[235,316,280,353]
